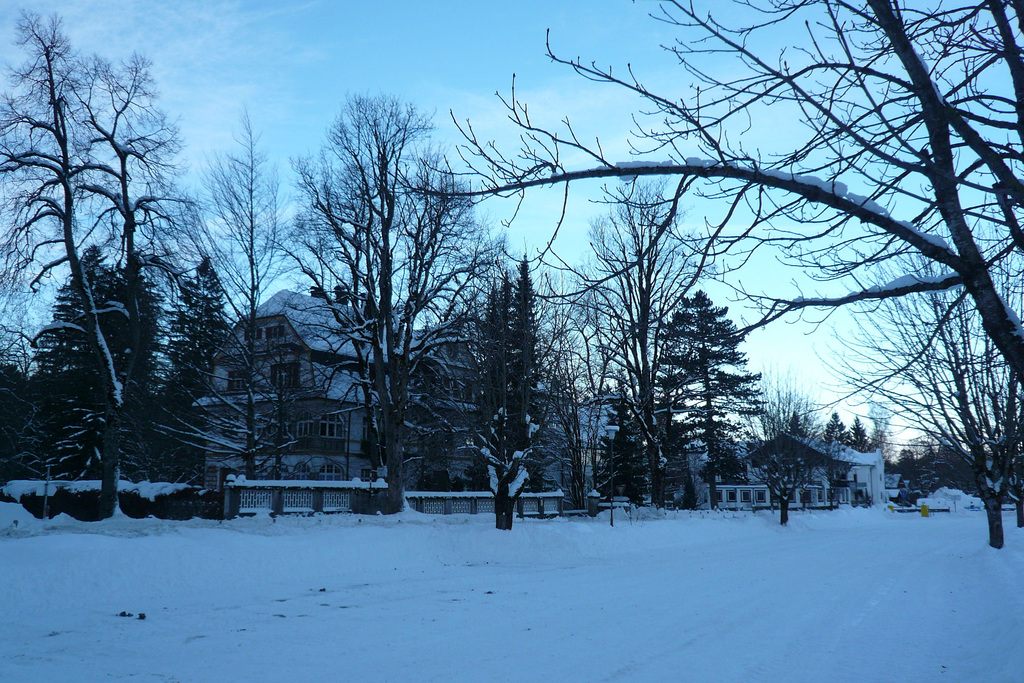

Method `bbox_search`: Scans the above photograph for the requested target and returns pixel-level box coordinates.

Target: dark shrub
[13,484,223,520]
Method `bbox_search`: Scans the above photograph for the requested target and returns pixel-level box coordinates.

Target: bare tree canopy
[456,0,1024,379]
[583,180,697,506]
[836,259,1024,547]
[746,367,824,525]
[0,13,180,518]
[292,94,494,513]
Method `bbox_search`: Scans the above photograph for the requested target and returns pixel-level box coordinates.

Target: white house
[705,438,887,511]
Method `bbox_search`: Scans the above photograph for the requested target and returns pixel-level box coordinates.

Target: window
[227,370,244,391]
[265,324,286,339]
[318,463,345,481]
[319,413,344,439]
[360,467,374,481]
[740,490,751,503]
[716,490,724,502]
[271,362,299,389]
[291,463,311,480]
[296,413,315,437]
[726,489,737,503]
[755,490,767,504]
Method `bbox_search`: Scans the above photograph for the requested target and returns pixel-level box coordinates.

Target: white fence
[224,478,563,519]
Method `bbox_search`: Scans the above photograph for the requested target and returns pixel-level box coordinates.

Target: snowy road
[1,505,1022,682]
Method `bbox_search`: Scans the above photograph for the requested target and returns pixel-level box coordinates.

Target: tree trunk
[383,411,406,514]
[707,477,718,510]
[984,497,1004,549]
[779,497,790,526]
[494,490,515,530]
[98,408,122,519]
[646,440,665,508]
[386,474,404,514]
[1016,497,1023,529]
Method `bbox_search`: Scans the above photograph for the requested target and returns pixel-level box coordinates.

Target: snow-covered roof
[800,437,882,466]
[838,449,883,467]
[256,290,355,355]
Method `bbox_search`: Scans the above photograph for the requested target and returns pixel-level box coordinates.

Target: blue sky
[0,1,868,423]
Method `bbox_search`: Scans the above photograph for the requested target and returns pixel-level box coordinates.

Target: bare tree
[836,262,1024,548]
[456,0,1024,390]
[582,180,697,507]
[0,14,179,517]
[187,111,285,479]
[746,368,823,525]
[542,288,614,509]
[292,94,494,513]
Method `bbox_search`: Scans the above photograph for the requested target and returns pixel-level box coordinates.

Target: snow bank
[920,487,982,512]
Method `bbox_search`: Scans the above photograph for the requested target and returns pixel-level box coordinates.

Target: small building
[704,436,886,510]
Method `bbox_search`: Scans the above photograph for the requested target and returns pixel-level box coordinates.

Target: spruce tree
[476,260,544,528]
[846,417,871,452]
[33,248,115,479]
[823,411,848,445]
[167,257,229,401]
[160,257,230,481]
[32,247,166,480]
[510,258,550,491]
[662,290,760,509]
[0,353,35,481]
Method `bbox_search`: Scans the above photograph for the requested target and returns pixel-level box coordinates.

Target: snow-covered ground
[2,504,1022,682]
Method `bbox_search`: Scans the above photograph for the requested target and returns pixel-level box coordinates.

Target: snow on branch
[457,158,961,266]
[754,271,964,329]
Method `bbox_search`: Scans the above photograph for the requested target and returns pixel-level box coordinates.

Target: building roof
[800,437,883,466]
[256,290,355,355]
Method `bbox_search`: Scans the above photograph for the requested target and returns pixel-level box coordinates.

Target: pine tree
[846,417,870,452]
[662,291,760,509]
[823,411,848,445]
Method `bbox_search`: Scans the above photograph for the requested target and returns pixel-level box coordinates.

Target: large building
[201,290,371,489]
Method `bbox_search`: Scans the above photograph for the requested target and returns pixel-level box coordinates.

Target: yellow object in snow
[921,504,929,517]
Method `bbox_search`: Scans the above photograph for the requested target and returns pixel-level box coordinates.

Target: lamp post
[604,424,619,527]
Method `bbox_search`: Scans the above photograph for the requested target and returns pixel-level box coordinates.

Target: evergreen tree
[167,257,230,401]
[662,291,760,509]
[32,247,166,480]
[0,359,35,482]
[823,411,848,445]
[160,257,230,481]
[597,396,648,505]
[510,258,551,491]
[846,417,871,452]
[32,248,115,479]
[475,260,544,529]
